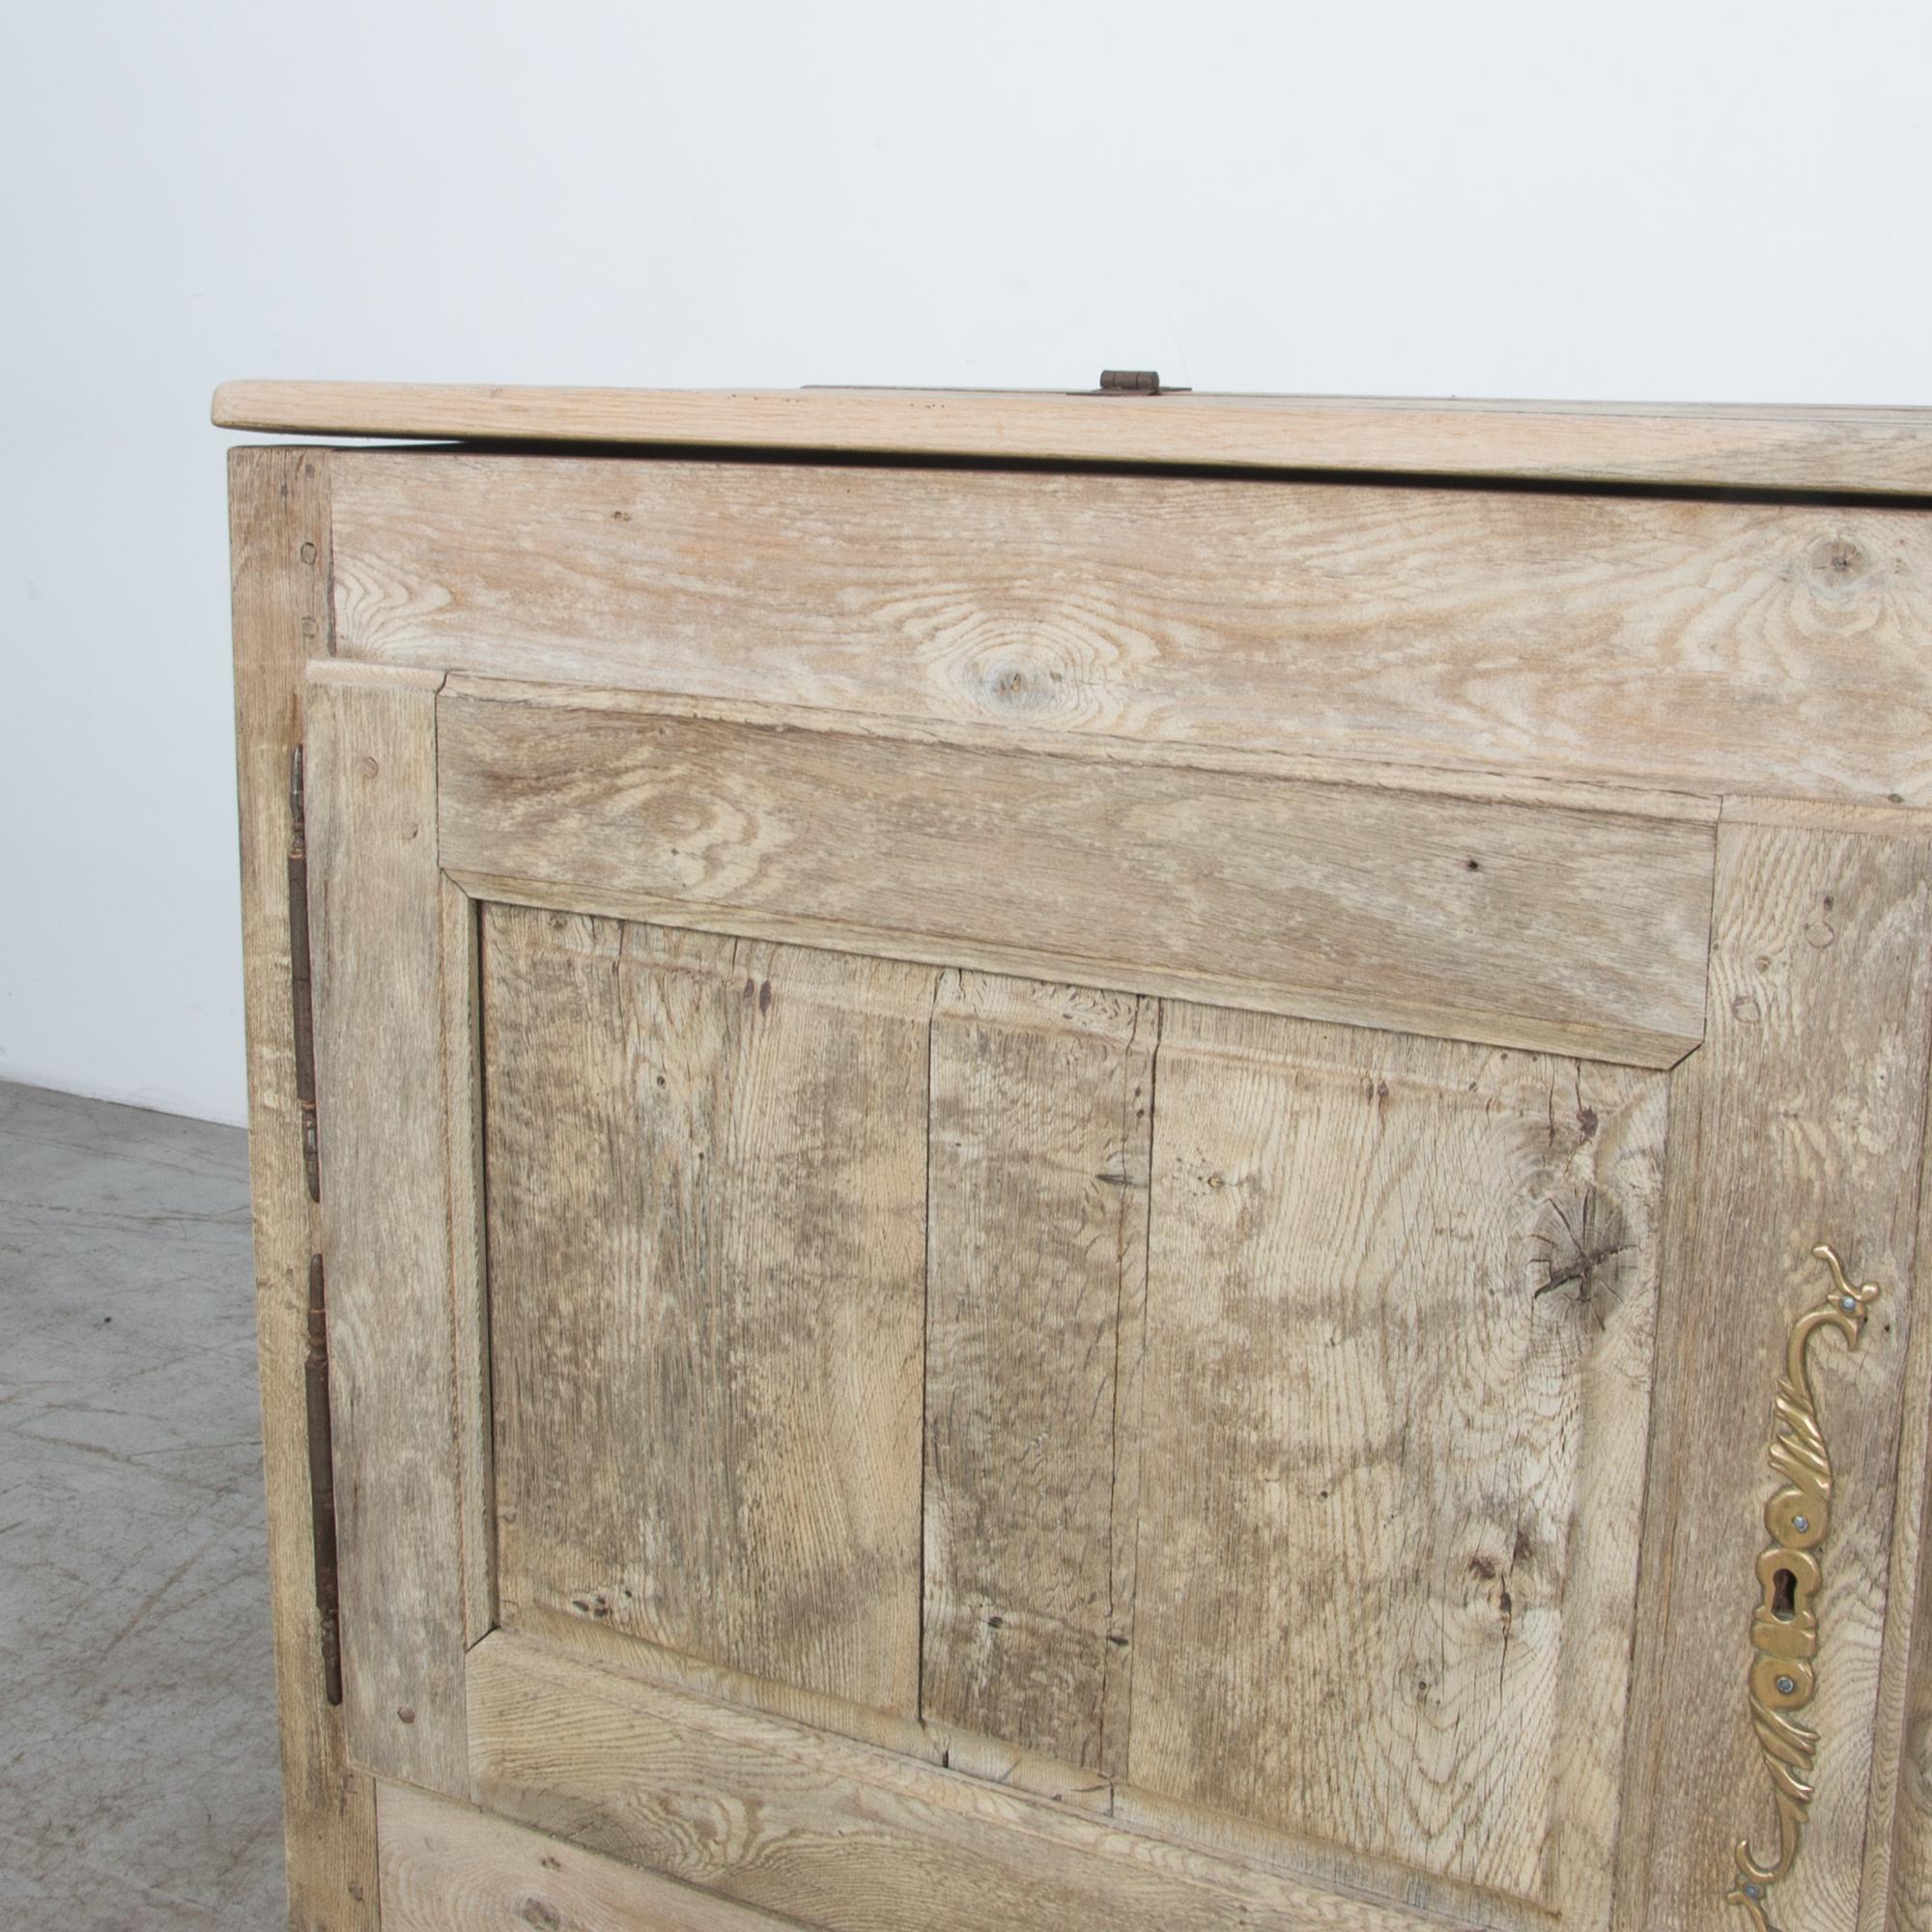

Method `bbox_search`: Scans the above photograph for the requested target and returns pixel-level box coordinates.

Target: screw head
[1776,1675,1797,1695]
[1842,1295,1859,1312]
[1792,1515,1810,1532]
[1745,1884,1762,1899]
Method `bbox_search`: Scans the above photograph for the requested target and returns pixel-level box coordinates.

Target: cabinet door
[299,663,1932,1932]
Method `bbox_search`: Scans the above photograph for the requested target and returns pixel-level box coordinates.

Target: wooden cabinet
[220,383,1932,1932]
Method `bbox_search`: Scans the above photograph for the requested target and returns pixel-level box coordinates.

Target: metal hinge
[287,747,321,1203]
[290,749,340,1705]
[304,1253,344,1706]
[1096,369,1189,395]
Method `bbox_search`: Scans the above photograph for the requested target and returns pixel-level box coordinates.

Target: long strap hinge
[287,746,321,1203]
[303,1252,344,1706]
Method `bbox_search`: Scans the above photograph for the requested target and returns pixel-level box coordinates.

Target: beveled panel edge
[445,869,1701,1074]
[466,1627,1491,1932]
[440,670,1724,827]
[435,678,1716,1070]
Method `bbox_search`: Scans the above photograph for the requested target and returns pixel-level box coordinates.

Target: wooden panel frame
[437,676,1718,1069]
[303,656,1709,1927]
[304,665,481,1796]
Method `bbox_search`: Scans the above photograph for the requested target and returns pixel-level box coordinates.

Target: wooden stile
[228,446,382,1932]
[304,664,469,1796]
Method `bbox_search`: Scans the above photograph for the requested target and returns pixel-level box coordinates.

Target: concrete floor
[0,1079,286,1926]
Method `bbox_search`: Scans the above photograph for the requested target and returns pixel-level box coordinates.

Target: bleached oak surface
[227,446,381,1932]
[484,911,932,1715]
[216,381,1932,494]
[1131,1009,1665,1924]
[304,666,469,1797]
[468,1630,1447,1932]
[327,452,1932,809]
[1624,819,1932,1932]
[378,1782,790,1931]
[437,682,1717,1068]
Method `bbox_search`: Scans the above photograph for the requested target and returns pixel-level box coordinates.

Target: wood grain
[330,450,1932,807]
[217,381,1932,494]
[1632,822,1932,1932]
[1889,1450,1932,1930]
[1609,1048,1706,1932]
[1863,955,1932,1932]
[923,973,1155,1775]
[488,1604,1114,1814]
[1876,1082,1932,1932]
[1129,1007,1666,1924]
[483,908,934,1715]
[445,671,1720,823]
[468,1629,1445,1932]
[378,1781,791,1932]
[439,685,1716,1068]
[227,445,380,1932]
[304,663,469,1794]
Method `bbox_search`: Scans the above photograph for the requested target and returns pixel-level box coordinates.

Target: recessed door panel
[1130,1008,1667,1921]
[484,906,934,1714]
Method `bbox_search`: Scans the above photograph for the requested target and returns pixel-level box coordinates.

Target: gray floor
[1,1079,287,1926]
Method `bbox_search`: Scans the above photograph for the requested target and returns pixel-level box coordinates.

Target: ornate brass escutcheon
[1727,1244,1881,1930]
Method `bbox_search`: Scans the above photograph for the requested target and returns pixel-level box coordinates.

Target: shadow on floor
[0,1079,286,1926]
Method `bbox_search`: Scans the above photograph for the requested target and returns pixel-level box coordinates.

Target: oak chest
[218,381,1932,1932]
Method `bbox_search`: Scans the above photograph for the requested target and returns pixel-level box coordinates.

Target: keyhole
[1771,1568,1798,1621]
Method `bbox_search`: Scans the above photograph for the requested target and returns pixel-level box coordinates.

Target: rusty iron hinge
[304,1253,344,1705]
[287,746,321,1203]
[1096,369,1189,395]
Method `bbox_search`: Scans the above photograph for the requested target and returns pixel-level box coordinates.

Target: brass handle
[1728,1245,1880,1929]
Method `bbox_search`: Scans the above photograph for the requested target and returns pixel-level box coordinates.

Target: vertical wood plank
[227,446,380,1931]
[922,973,1155,1775]
[1129,1008,1666,1922]
[305,663,469,1793]
[1635,822,1932,1932]
[484,910,935,1714]
[1611,1046,1706,1932]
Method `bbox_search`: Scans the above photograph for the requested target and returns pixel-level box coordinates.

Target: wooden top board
[213,382,1932,496]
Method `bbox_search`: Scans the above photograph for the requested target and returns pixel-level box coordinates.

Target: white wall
[4,1,1928,1124]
